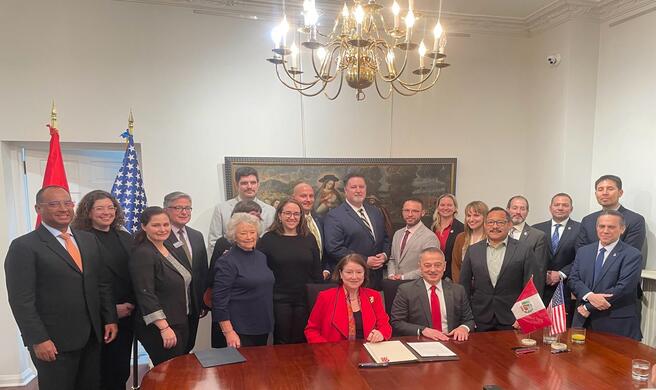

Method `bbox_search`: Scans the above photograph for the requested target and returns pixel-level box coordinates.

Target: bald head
[293,182,315,213]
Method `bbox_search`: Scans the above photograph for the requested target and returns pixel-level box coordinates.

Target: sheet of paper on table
[406,342,457,358]
[364,341,418,364]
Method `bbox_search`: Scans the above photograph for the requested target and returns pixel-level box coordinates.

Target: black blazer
[165,227,208,316]
[459,238,535,327]
[5,225,117,351]
[533,219,581,277]
[576,206,646,252]
[130,240,191,327]
[437,219,464,280]
[97,228,135,304]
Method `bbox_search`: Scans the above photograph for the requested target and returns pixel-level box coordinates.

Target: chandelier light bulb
[391,1,400,16]
[418,40,426,57]
[342,4,349,18]
[433,22,443,39]
[271,26,282,48]
[354,4,365,24]
[303,0,319,26]
[405,9,415,29]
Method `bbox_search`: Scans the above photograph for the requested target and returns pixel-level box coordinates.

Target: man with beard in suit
[5,186,117,390]
[533,193,580,324]
[324,173,391,290]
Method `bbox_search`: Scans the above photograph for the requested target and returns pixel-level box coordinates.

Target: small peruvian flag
[511,276,552,334]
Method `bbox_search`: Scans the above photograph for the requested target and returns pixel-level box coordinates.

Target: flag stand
[520,331,537,346]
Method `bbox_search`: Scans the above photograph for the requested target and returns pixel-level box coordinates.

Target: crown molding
[114,0,656,36]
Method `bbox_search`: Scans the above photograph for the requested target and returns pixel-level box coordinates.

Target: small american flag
[111,130,147,233]
[548,280,567,335]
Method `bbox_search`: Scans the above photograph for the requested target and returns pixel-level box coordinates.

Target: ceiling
[113,0,654,35]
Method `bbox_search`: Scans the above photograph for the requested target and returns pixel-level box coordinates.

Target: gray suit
[387,222,440,280]
[515,224,548,295]
[459,238,535,331]
[391,278,474,336]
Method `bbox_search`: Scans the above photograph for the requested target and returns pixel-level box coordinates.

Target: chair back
[306,283,338,310]
[381,278,413,314]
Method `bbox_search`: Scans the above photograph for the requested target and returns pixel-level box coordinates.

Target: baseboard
[0,367,36,387]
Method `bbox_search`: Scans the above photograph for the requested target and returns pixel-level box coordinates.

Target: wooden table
[140,330,656,389]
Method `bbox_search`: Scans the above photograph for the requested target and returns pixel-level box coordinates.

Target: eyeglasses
[281,211,301,218]
[92,206,116,212]
[168,206,193,212]
[485,220,508,227]
[40,200,75,209]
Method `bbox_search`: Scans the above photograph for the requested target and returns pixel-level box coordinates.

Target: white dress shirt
[42,222,78,250]
[346,199,376,241]
[582,239,620,302]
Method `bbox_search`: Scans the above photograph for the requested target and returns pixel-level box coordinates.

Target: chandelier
[266,0,450,100]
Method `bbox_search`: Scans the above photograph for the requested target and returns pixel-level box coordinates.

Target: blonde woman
[431,194,464,280]
[451,201,488,283]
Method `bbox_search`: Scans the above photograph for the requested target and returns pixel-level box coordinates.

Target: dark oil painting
[224,157,457,231]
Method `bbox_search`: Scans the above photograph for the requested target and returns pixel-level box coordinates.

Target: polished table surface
[141,330,656,389]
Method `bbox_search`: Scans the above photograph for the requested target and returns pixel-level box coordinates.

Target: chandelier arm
[279,57,322,87]
[275,65,322,91]
[395,66,437,88]
[294,81,332,97]
[396,68,443,92]
[390,81,419,96]
[316,44,344,83]
[373,75,394,100]
[324,72,346,100]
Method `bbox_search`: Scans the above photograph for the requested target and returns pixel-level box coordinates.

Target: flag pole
[128,109,141,390]
[50,100,57,128]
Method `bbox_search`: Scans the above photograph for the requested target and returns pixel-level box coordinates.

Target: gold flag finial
[128,109,134,135]
[50,100,58,128]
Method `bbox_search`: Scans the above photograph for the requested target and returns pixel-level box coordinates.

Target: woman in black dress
[258,198,322,344]
[72,190,134,390]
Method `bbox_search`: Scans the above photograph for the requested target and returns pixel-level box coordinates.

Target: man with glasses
[164,191,209,353]
[208,167,275,255]
[5,186,118,390]
[459,207,536,331]
[391,247,474,340]
[387,199,439,281]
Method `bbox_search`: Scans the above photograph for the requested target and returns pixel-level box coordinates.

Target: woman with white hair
[212,213,274,348]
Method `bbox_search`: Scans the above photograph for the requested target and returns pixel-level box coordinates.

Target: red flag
[511,276,551,334]
[35,125,70,227]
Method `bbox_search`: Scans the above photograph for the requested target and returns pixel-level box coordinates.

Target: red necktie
[430,285,442,331]
[399,229,411,256]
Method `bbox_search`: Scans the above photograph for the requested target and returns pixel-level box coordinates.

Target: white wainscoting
[641,270,656,347]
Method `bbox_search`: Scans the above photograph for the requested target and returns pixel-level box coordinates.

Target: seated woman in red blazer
[305,254,392,343]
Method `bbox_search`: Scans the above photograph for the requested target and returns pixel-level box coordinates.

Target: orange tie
[60,232,83,272]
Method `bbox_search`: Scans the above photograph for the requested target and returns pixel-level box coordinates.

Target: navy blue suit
[576,206,646,252]
[568,240,642,340]
[324,202,391,289]
[533,219,581,304]
[307,212,328,271]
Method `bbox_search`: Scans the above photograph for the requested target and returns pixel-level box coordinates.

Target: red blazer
[305,287,392,343]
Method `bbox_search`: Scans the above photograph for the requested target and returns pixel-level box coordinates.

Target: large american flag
[111,130,147,233]
[548,280,567,335]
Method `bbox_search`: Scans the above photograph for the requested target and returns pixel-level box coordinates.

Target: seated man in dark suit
[324,173,390,290]
[568,210,642,340]
[459,207,535,331]
[391,247,474,341]
[5,186,118,390]
[533,193,580,321]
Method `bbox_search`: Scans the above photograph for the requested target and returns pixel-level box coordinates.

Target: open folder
[364,341,418,364]
[194,347,246,368]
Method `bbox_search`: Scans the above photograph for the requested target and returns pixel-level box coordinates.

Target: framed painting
[224,157,457,231]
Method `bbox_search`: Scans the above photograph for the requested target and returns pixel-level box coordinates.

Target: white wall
[0,0,534,383]
[592,9,656,268]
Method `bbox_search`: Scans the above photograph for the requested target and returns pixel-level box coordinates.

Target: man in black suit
[324,173,391,290]
[533,193,580,324]
[164,192,209,353]
[293,182,330,279]
[391,247,474,340]
[507,195,548,294]
[5,186,118,390]
[460,207,535,331]
[576,175,646,252]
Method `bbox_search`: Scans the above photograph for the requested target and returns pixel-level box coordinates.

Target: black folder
[194,347,247,368]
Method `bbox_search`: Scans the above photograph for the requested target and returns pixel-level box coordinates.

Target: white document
[364,341,418,363]
[406,342,457,358]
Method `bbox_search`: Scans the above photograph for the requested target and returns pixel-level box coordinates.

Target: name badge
[173,241,184,248]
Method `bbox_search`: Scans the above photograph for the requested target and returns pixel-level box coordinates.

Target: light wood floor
[4,365,150,390]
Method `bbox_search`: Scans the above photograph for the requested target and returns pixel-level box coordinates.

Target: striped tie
[358,208,374,238]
